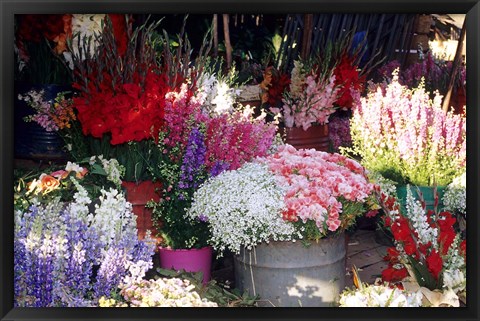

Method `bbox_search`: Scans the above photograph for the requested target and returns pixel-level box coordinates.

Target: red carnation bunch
[375,185,466,293]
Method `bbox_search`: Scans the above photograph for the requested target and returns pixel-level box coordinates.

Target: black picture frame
[1,0,479,320]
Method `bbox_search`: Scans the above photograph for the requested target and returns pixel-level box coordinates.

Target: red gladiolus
[426,249,443,280]
[107,14,129,57]
[382,265,409,282]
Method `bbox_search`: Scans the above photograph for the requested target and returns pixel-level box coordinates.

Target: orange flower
[75,168,89,179]
[39,174,60,193]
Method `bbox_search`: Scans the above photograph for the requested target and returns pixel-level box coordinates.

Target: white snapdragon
[405,186,438,248]
[187,163,298,255]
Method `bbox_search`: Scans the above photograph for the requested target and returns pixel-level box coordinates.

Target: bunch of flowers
[186,163,298,254]
[18,90,88,161]
[15,14,72,84]
[328,115,352,153]
[274,59,340,130]
[99,278,218,307]
[339,282,423,307]
[259,66,291,106]
[377,185,466,298]
[345,70,466,186]
[196,66,242,116]
[14,157,125,213]
[70,17,212,182]
[442,171,466,216]
[333,53,365,110]
[187,144,375,255]
[148,85,277,249]
[377,51,466,100]
[14,164,155,307]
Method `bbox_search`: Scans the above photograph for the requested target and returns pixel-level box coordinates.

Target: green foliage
[87,135,162,182]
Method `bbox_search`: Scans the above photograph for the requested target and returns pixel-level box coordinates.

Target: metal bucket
[234,233,346,307]
[284,124,330,152]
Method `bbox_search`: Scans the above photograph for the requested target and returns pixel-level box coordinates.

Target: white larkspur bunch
[339,283,423,307]
[405,185,438,248]
[187,162,298,255]
[92,155,125,187]
[89,188,136,247]
[443,172,466,215]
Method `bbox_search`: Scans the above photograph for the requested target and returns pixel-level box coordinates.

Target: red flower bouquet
[376,185,466,297]
[333,54,366,110]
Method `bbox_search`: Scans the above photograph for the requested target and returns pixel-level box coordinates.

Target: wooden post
[213,14,218,57]
[442,17,466,113]
[301,14,314,60]
[223,14,233,69]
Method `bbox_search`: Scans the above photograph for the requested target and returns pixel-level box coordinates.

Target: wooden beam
[442,17,466,113]
[301,14,314,60]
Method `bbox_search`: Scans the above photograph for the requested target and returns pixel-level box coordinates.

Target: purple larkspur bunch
[178,127,207,190]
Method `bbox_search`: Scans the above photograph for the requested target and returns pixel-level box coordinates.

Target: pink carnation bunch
[261,144,374,234]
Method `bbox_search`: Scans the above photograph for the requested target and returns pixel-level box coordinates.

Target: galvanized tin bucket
[234,233,346,307]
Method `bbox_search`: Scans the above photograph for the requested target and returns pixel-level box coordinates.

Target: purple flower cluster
[14,198,155,307]
[178,127,207,190]
[209,160,230,177]
[377,52,466,96]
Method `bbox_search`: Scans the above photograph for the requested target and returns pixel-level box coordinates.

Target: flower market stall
[13,13,467,308]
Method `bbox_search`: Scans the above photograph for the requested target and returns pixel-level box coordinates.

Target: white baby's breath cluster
[100,277,217,307]
[339,283,423,307]
[196,71,241,116]
[405,186,438,248]
[443,172,466,215]
[187,163,298,255]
